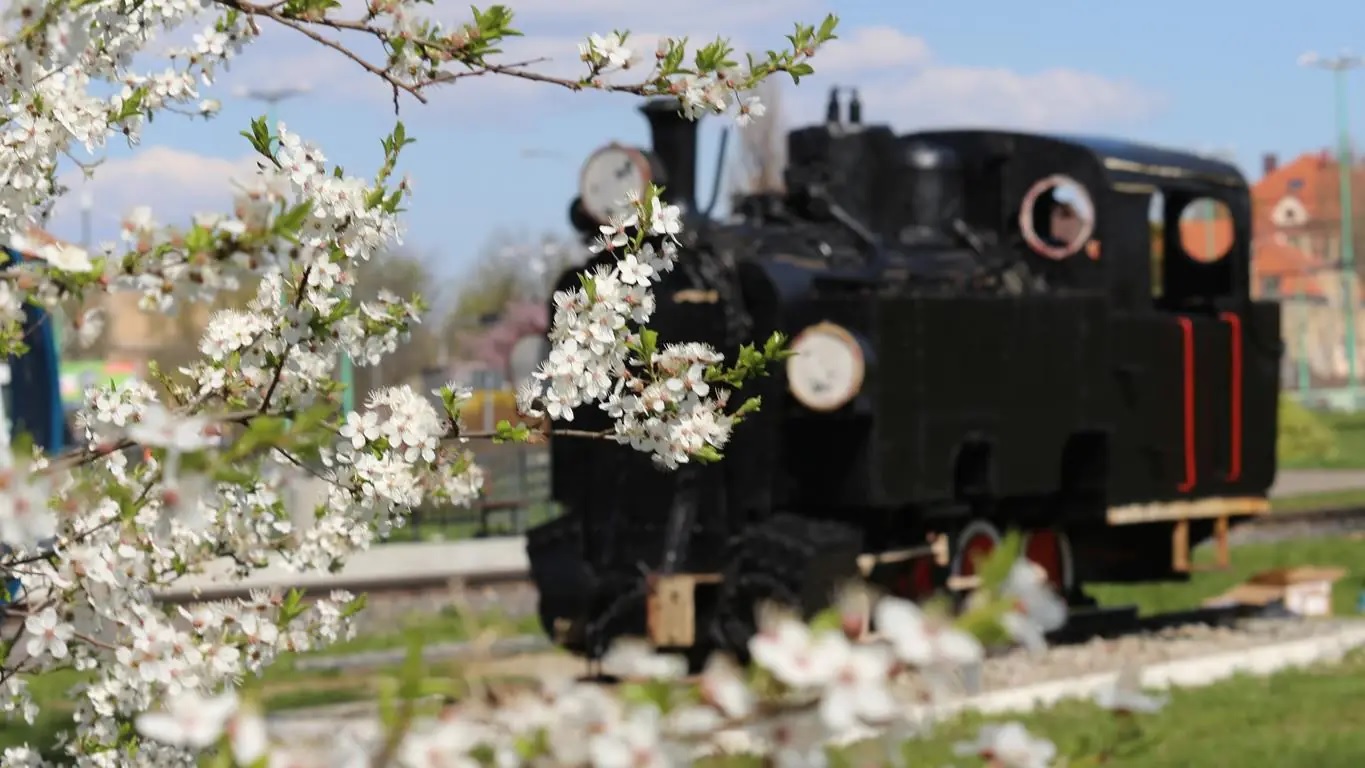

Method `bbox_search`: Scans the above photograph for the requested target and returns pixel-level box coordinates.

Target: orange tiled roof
[1249,234,1364,300]
[1252,150,1365,236]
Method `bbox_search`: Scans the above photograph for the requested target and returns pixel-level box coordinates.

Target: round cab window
[1019,175,1096,261]
[1178,197,1233,263]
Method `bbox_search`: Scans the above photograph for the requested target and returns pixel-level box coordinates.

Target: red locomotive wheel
[951,520,1001,581]
[1022,528,1074,592]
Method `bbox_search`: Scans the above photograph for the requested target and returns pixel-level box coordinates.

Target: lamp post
[1300,51,1364,400]
[233,85,312,134]
[1195,145,1237,258]
[1298,281,1311,391]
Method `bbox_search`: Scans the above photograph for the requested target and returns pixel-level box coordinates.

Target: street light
[233,84,313,130]
[1300,50,1364,398]
[519,148,567,160]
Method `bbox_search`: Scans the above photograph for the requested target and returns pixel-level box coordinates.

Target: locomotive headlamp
[578,143,657,226]
[786,322,865,412]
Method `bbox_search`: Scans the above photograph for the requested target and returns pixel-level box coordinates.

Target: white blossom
[953,721,1058,768]
[0,5,1086,767]
[1093,664,1169,714]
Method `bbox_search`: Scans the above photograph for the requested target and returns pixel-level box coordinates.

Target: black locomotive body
[525,94,1282,661]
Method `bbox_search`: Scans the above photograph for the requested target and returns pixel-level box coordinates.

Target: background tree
[444,229,583,360]
[454,298,548,381]
[350,247,451,396]
[728,78,788,200]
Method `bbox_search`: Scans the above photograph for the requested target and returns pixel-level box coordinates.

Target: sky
[40,0,1365,285]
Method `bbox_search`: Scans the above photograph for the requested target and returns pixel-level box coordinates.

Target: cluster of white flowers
[516,204,749,468]
[0,2,1167,767]
[127,561,1168,767]
[0,0,848,763]
[577,32,768,125]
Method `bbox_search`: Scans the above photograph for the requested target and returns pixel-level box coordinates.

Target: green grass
[1089,532,1365,616]
[1272,487,1365,514]
[881,647,1365,768]
[309,606,542,657]
[1282,408,1365,469]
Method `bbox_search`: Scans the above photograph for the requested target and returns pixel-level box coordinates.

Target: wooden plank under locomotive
[525,91,1283,665]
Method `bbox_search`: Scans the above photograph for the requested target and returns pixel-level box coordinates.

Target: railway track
[293,595,1289,675]
[144,502,1365,605]
[1042,601,1273,647]
[4,503,1351,649]
[151,567,531,607]
[1230,504,1365,544]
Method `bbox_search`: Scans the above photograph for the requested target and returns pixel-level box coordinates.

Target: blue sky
[44,0,1365,284]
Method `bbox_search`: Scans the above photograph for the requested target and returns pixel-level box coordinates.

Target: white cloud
[812,26,931,75]
[782,27,1163,134]
[48,148,262,236]
[431,0,820,31]
[868,66,1160,132]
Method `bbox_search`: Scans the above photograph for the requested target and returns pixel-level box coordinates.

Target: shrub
[1277,395,1340,465]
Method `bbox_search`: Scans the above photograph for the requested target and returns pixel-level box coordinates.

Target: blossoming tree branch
[0,1,1170,766]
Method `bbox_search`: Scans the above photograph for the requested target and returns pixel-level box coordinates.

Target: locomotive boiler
[524,91,1282,663]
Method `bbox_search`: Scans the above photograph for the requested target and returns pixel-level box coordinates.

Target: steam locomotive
[524,90,1282,663]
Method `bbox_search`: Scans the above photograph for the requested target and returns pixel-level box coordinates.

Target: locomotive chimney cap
[639,96,688,117]
[903,141,959,170]
[825,87,841,124]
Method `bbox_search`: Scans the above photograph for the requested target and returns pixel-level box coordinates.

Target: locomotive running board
[1107,496,1269,574]
[644,547,940,648]
[1105,496,1271,525]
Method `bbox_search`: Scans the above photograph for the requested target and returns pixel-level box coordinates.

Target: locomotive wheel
[949,519,1002,585]
[889,556,938,602]
[865,544,940,603]
[1021,527,1076,593]
[707,514,863,665]
[582,570,652,661]
[708,566,804,666]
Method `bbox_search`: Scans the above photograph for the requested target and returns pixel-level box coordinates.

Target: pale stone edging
[909,623,1365,721]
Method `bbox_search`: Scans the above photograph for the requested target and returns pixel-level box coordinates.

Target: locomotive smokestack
[639,97,700,214]
[825,87,841,124]
[901,141,964,242]
[848,89,862,125]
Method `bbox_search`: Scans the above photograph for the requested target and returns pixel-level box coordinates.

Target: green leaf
[240,116,275,158]
[278,588,308,624]
[691,444,724,463]
[619,680,677,713]
[273,201,314,239]
[808,607,843,635]
[732,396,763,418]
[976,529,1024,592]
[786,62,816,83]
